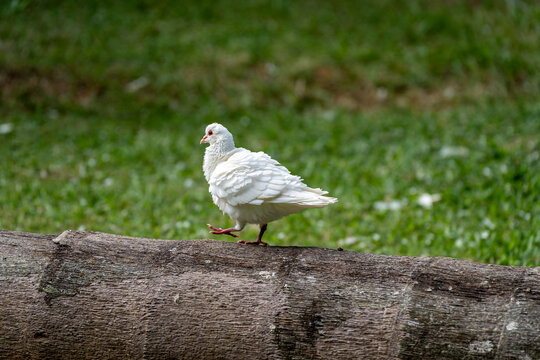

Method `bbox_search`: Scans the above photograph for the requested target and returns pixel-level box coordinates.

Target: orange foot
[207,224,239,238]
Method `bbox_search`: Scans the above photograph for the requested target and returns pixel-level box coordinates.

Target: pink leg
[207,224,239,238]
[238,224,268,246]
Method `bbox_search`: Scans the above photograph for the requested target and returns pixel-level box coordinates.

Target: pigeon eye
[208,130,213,136]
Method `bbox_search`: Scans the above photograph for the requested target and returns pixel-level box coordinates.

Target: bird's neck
[203,140,236,180]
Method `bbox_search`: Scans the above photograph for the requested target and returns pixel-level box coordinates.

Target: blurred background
[1,0,538,265]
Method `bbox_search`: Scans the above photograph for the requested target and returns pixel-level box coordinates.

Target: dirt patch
[278,64,472,111]
[0,67,105,108]
[1,63,499,112]
[179,62,473,111]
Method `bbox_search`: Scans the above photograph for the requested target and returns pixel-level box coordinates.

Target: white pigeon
[200,123,337,246]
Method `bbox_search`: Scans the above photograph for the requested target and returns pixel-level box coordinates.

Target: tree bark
[0,229,538,360]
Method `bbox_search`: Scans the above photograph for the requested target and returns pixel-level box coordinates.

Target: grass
[1,0,539,266]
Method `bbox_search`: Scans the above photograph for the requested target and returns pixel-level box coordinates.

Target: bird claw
[207,224,239,237]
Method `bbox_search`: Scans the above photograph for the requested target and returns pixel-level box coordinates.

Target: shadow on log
[0,229,538,359]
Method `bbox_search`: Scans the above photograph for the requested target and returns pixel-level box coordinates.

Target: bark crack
[387,257,433,358]
[494,268,526,359]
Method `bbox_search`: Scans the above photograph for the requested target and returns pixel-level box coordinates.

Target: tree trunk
[0,229,538,359]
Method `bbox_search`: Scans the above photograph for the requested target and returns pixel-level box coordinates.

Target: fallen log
[0,229,538,359]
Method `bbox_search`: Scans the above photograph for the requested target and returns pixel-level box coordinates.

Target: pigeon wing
[209,149,298,206]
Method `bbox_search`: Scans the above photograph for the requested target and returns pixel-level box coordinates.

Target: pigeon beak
[200,135,208,144]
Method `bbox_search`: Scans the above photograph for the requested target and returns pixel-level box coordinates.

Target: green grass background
[1,0,539,265]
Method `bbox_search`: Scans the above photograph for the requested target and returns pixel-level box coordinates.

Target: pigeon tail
[268,187,338,208]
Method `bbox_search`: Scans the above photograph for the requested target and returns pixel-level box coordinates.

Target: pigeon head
[200,123,235,148]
